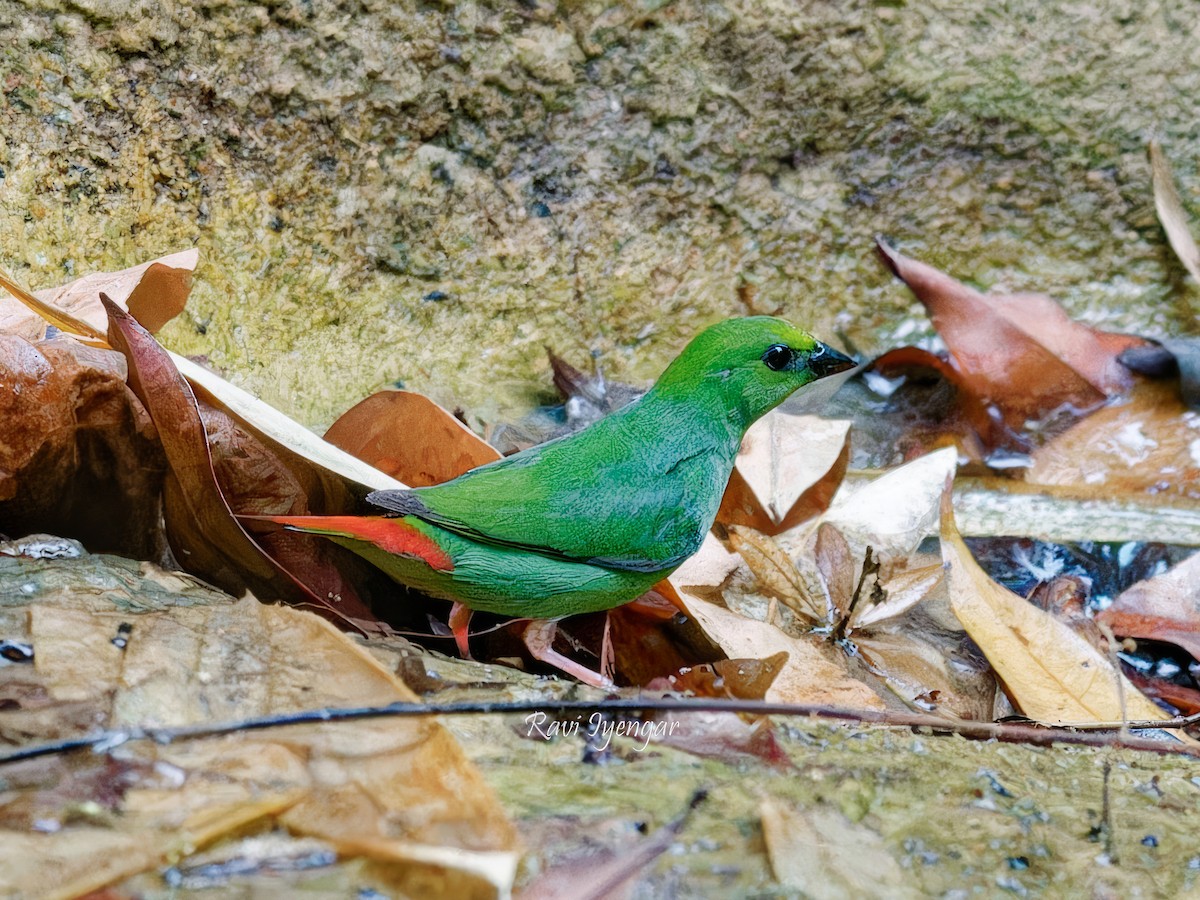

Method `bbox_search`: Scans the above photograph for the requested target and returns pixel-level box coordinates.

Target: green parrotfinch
[259,317,853,681]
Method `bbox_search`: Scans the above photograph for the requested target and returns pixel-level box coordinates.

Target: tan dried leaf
[718,412,850,534]
[4,578,518,898]
[667,535,885,709]
[940,490,1170,726]
[727,524,826,623]
[1150,139,1200,283]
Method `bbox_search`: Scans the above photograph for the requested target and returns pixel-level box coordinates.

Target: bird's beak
[805,341,856,379]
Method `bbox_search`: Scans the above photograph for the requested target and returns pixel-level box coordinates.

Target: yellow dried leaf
[940,491,1170,726]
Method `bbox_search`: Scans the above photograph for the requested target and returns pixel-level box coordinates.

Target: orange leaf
[325,391,500,486]
[0,249,198,340]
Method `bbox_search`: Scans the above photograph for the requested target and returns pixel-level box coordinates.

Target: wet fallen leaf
[717,412,850,534]
[876,239,1144,429]
[653,709,791,766]
[1098,551,1200,661]
[606,596,727,688]
[760,799,915,900]
[1026,380,1200,501]
[868,345,1008,457]
[324,390,501,487]
[546,347,642,430]
[940,489,1170,726]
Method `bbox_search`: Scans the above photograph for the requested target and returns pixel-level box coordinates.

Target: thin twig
[2,697,1195,766]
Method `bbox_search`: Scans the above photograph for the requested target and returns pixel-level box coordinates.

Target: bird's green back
[369,317,846,571]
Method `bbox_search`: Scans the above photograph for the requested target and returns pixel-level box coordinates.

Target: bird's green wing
[367,416,731,573]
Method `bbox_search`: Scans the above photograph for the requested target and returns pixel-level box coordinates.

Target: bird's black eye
[761,344,794,371]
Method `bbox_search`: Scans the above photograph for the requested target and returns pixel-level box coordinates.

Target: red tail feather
[263,515,454,572]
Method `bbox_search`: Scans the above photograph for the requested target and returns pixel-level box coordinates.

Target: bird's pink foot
[522,619,614,688]
[449,602,473,660]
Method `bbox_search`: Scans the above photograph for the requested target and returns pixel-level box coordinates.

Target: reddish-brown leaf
[0,334,165,557]
[1098,551,1200,661]
[876,240,1145,428]
[324,391,500,487]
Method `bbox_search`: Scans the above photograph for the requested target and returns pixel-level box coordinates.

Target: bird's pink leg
[449,602,473,660]
[599,613,616,684]
[522,619,614,688]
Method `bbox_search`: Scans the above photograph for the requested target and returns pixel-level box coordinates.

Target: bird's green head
[651,316,855,431]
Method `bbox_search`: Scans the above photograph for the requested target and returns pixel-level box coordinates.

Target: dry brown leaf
[0,249,198,341]
[669,537,885,709]
[1,569,518,897]
[852,562,945,629]
[717,412,850,534]
[680,597,887,709]
[1026,379,1200,500]
[1150,140,1200,284]
[760,799,915,900]
[726,524,826,623]
[940,489,1170,726]
[728,451,995,716]
[662,652,791,700]
[324,390,501,487]
[175,352,405,492]
[0,334,165,557]
[106,297,380,629]
[0,258,402,494]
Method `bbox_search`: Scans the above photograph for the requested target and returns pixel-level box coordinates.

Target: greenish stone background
[1,0,1197,429]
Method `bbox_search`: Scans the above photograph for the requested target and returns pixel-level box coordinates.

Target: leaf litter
[6,182,1200,898]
